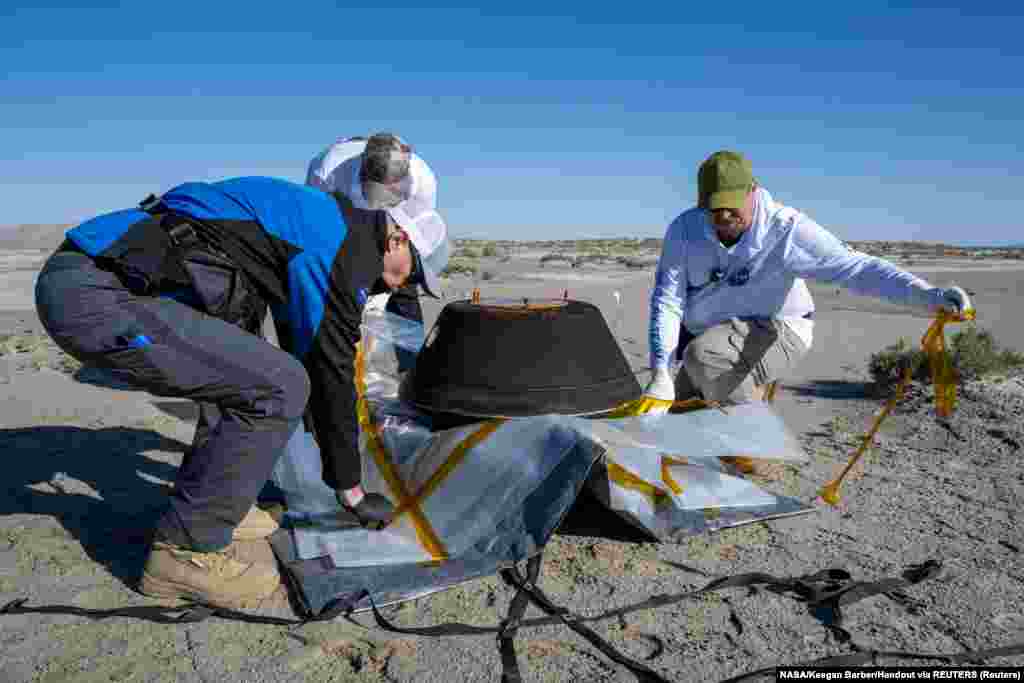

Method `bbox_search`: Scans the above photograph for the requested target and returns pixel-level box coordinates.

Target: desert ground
[1,234,1023,682]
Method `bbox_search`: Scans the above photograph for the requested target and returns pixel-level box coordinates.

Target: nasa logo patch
[728,267,751,287]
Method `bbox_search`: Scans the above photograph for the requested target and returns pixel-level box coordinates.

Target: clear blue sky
[2,1,1022,244]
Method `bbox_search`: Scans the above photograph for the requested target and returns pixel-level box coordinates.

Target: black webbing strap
[498,553,544,683]
[499,553,674,683]
[139,194,201,250]
[0,590,366,629]
[690,560,943,642]
[5,558,1024,681]
[365,553,674,682]
[139,193,229,257]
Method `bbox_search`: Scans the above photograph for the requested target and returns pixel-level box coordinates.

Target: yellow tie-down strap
[606,453,688,507]
[818,309,977,506]
[355,343,447,561]
[390,418,506,522]
[354,343,507,562]
[603,396,723,418]
[921,308,976,418]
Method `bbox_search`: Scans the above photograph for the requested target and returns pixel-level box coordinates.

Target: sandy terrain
[1,239,1023,682]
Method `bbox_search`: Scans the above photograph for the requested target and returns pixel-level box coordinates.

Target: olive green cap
[697,150,754,210]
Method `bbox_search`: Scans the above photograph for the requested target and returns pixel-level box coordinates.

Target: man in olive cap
[642,150,972,411]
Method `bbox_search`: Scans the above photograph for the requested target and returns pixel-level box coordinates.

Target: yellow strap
[355,344,449,561]
[607,460,670,507]
[921,309,976,418]
[818,309,976,506]
[819,367,911,506]
[391,418,507,521]
[660,455,688,495]
[603,395,723,418]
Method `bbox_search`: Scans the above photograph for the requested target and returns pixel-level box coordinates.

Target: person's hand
[641,367,675,416]
[940,285,972,316]
[336,486,395,530]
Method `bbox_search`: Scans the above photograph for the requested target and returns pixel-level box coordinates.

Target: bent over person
[34,176,450,607]
[643,150,971,410]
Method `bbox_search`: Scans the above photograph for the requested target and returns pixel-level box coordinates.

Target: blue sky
[2,1,1022,244]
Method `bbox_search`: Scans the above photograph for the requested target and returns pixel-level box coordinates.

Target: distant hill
[0,224,73,250]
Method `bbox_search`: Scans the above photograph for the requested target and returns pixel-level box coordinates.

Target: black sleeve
[303,304,363,492]
[383,283,423,373]
[297,195,392,493]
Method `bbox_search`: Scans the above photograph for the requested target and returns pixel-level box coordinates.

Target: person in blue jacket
[34,167,451,607]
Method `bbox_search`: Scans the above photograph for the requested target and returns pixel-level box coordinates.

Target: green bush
[950,325,1024,380]
[867,324,1024,389]
[481,244,501,258]
[441,260,478,277]
[867,337,932,390]
[455,247,481,259]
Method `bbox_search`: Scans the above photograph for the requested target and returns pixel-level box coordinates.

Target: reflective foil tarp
[270,310,813,617]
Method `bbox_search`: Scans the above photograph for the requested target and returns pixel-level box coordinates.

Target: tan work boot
[139,538,280,608]
[232,504,280,541]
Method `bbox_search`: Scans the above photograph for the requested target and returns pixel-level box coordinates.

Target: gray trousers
[675,318,808,404]
[34,246,310,552]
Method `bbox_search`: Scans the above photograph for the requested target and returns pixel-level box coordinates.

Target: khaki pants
[675,318,808,404]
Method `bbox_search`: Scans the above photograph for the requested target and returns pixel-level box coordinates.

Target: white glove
[940,285,972,316]
[364,293,391,314]
[641,368,675,415]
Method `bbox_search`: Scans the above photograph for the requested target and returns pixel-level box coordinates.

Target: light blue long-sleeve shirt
[648,187,944,370]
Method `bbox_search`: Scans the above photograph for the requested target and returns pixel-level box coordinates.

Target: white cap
[389,206,451,299]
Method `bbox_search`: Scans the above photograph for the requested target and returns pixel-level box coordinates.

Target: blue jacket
[68,176,422,490]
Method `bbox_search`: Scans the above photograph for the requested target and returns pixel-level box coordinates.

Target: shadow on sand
[786,380,873,400]
[0,426,188,588]
[556,486,658,543]
[151,400,200,423]
[72,365,143,391]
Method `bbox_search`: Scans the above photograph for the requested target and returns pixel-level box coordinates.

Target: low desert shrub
[616,256,658,269]
[949,325,1024,380]
[867,337,932,390]
[481,244,501,258]
[441,260,478,277]
[455,247,481,259]
[867,324,1024,389]
[0,333,50,356]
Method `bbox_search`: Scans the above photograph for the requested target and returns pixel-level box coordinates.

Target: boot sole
[139,571,280,610]
[231,527,278,541]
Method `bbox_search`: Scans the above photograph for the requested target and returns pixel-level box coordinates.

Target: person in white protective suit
[307,132,442,315]
[642,150,972,413]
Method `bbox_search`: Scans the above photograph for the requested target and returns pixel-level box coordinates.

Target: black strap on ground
[0,590,366,629]
[364,553,674,682]
[497,553,544,683]
[4,558,1024,681]
[498,552,674,683]
[0,597,293,626]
